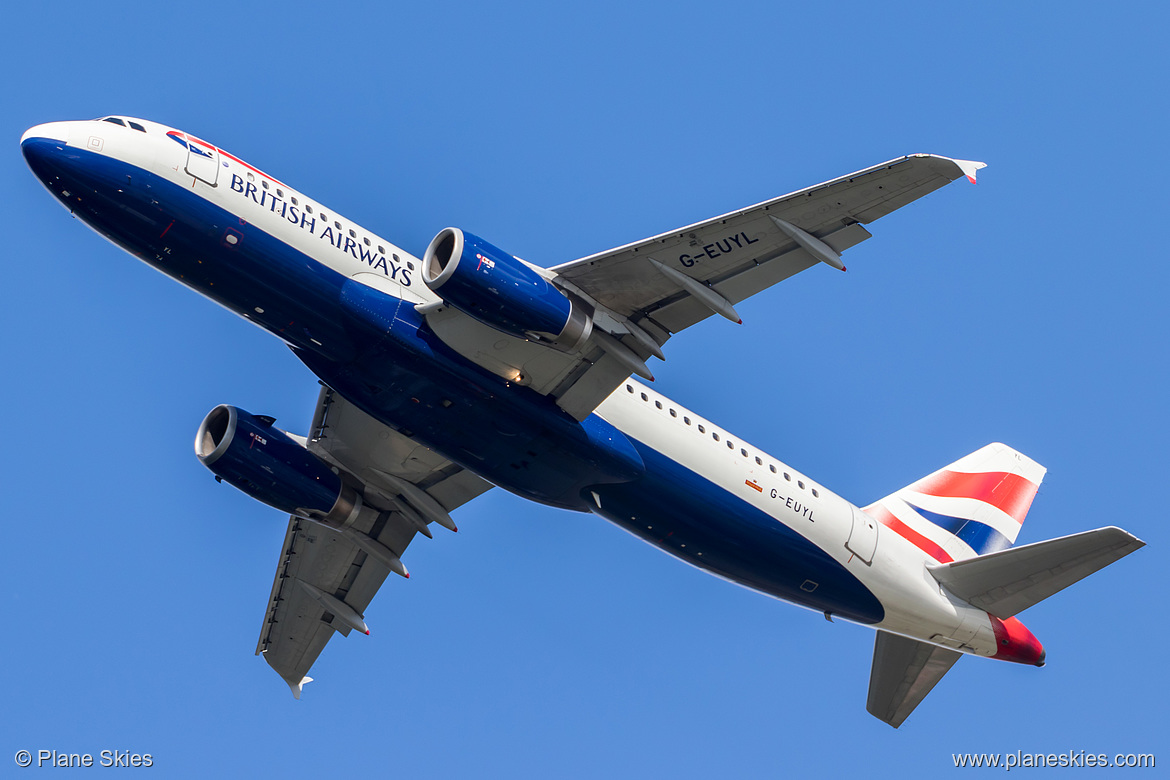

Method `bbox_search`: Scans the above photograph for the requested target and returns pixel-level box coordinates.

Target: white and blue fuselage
[20,117,1044,668]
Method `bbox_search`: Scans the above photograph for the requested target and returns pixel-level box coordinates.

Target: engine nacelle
[422,227,591,349]
[195,405,362,529]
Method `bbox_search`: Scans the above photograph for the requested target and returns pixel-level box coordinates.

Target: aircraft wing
[551,154,983,334]
[420,154,982,420]
[255,386,493,696]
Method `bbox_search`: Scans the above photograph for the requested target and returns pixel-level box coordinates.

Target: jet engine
[422,227,592,350]
[195,404,363,529]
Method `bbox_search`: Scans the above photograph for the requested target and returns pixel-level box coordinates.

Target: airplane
[21,116,1144,727]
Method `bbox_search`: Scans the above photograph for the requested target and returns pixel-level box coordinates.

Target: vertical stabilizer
[865,443,1045,562]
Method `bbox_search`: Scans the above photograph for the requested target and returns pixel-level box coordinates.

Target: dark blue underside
[594,442,884,624]
[23,137,883,624]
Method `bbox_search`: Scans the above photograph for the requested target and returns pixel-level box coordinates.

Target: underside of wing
[255,386,493,695]
[552,154,982,334]
[416,154,981,421]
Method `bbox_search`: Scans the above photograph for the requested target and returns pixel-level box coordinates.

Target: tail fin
[864,443,1045,563]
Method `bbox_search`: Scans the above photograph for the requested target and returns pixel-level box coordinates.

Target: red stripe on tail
[865,504,953,563]
[909,470,1039,524]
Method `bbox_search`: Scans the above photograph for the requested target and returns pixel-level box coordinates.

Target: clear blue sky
[4,1,1166,776]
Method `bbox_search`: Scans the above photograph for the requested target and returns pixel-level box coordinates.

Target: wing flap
[867,630,963,729]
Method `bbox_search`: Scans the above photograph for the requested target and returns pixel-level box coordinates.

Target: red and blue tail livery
[21,116,1144,726]
[867,443,1043,561]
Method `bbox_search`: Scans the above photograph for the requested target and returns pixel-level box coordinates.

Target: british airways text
[229,174,412,285]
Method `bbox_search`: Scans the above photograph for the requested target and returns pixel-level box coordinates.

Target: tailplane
[867,631,962,729]
[928,526,1144,618]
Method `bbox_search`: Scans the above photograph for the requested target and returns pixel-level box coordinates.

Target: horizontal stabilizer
[867,631,962,729]
[927,526,1145,618]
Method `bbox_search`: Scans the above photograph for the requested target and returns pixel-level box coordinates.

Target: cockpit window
[103,117,126,127]
[128,121,146,133]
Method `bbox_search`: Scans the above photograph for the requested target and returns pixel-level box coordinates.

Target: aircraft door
[182,133,220,186]
[847,506,879,564]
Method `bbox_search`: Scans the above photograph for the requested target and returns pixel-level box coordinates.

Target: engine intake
[422,227,591,349]
[195,405,362,529]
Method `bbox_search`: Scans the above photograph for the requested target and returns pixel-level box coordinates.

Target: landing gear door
[183,133,220,186]
[847,506,879,565]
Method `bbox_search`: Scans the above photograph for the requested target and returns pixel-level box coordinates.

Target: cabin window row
[237,172,413,270]
[627,384,819,497]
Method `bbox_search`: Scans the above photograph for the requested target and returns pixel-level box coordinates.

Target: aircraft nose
[21,121,72,148]
[21,122,77,186]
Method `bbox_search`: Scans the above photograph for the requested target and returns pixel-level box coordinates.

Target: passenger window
[306,205,313,214]
[727,441,734,449]
[812,489,819,498]
[291,197,299,206]
[755,456,762,465]
[363,237,371,246]
[378,246,386,253]
[246,172,255,181]
[669,409,677,417]
[784,473,791,481]
[262,181,269,190]
[741,448,748,457]
[334,221,342,230]
[276,188,284,197]
[712,432,719,441]
[698,424,705,433]
[769,464,777,473]
[640,393,648,401]
[128,121,146,132]
[626,385,633,393]
[349,229,356,238]
[654,401,662,409]
[103,117,126,126]
[798,481,805,489]
[684,417,691,425]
